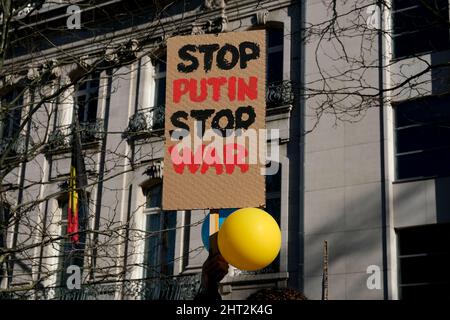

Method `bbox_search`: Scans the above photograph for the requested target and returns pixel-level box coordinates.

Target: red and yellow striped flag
[68,165,79,243]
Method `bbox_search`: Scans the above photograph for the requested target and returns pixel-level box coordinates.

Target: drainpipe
[377,0,389,300]
[298,0,306,292]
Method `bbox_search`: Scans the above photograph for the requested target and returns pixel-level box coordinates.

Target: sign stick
[209,209,220,255]
[322,240,329,300]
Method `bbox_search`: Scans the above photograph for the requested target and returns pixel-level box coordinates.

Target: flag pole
[70,107,89,245]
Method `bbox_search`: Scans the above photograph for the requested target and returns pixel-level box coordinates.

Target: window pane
[1,91,23,139]
[57,200,84,288]
[396,125,450,153]
[155,59,166,74]
[76,74,100,123]
[160,211,176,275]
[78,81,87,91]
[146,184,162,208]
[392,0,417,10]
[87,94,98,121]
[398,224,450,300]
[0,205,9,249]
[393,0,449,58]
[267,28,284,85]
[266,164,282,193]
[399,223,450,255]
[266,197,281,224]
[394,28,450,58]
[395,96,450,179]
[267,51,283,84]
[397,96,450,127]
[401,283,450,300]
[393,4,448,34]
[77,95,87,122]
[400,254,450,284]
[396,148,450,179]
[268,29,283,48]
[89,77,100,90]
[144,211,176,278]
[154,78,166,107]
[145,213,161,277]
[393,0,449,11]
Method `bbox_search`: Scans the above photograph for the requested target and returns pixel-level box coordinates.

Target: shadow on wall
[307,174,450,299]
[304,184,385,300]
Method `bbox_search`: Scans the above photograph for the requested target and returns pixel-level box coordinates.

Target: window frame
[56,198,72,287]
[0,202,10,249]
[397,224,450,300]
[391,0,450,59]
[393,95,450,181]
[142,182,176,279]
[151,56,167,108]
[0,89,24,141]
[56,191,89,289]
[74,72,100,124]
[266,27,284,85]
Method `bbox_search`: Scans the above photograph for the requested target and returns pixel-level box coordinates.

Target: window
[75,73,100,124]
[259,164,281,273]
[0,203,9,286]
[143,183,176,279]
[237,163,282,276]
[0,90,23,141]
[394,95,450,180]
[266,163,282,224]
[57,198,86,289]
[267,28,284,85]
[392,0,450,59]
[151,57,166,131]
[266,27,290,108]
[123,57,166,140]
[264,163,282,273]
[0,203,10,248]
[398,224,450,300]
[152,57,166,107]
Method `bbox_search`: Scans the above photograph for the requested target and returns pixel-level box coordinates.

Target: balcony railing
[45,119,104,152]
[123,81,294,141]
[0,134,28,157]
[123,105,165,141]
[0,274,201,300]
[266,80,295,108]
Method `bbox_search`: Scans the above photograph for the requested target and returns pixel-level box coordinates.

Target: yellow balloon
[218,208,281,271]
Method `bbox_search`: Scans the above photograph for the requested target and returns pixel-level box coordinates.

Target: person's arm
[194,253,228,302]
[194,233,229,302]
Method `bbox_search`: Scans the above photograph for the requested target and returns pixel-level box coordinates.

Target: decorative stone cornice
[255,9,270,25]
[190,14,228,35]
[203,0,227,11]
[190,0,228,35]
[0,74,24,88]
[144,160,164,179]
[25,59,61,83]
[27,67,40,81]
[105,39,140,64]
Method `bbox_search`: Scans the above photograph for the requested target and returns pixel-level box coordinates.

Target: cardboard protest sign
[163,30,266,210]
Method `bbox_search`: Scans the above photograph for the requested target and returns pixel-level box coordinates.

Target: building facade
[0,0,449,300]
[303,0,450,300]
